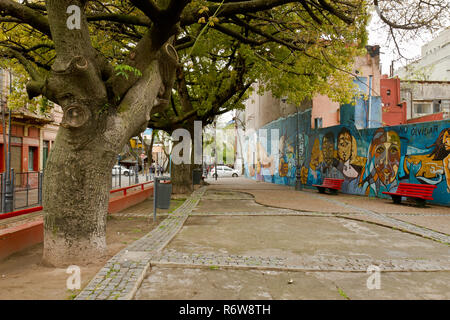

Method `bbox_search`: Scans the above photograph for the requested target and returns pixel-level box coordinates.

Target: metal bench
[313,178,344,194]
[382,182,437,207]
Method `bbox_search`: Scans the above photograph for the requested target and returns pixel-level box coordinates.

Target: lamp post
[4,69,13,212]
[134,151,139,184]
[295,108,303,191]
[214,121,217,180]
[1,77,6,212]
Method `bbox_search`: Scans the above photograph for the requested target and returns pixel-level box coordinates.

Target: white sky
[218,8,448,123]
[367,9,439,75]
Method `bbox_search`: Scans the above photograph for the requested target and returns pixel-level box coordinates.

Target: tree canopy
[0,1,369,122]
[2,1,448,127]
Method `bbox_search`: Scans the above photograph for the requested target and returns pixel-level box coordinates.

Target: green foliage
[1,0,371,128]
[98,103,111,115]
[114,64,142,80]
[0,69,51,115]
[165,2,369,130]
[338,287,350,300]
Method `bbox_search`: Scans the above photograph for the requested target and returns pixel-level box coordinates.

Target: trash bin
[156,179,172,209]
[192,169,202,185]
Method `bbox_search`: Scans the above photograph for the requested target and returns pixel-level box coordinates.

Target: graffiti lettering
[411,125,438,137]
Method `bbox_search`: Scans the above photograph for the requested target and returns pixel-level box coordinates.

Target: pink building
[311,46,382,128]
[0,69,62,172]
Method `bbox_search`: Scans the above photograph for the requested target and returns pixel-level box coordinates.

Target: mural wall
[244,112,450,206]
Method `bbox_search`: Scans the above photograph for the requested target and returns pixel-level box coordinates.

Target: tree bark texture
[39,1,178,266]
[170,123,195,195]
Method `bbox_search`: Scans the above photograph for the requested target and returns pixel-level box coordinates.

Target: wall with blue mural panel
[244,111,450,206]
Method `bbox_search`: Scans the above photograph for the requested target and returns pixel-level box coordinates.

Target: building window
[43,140,49,169]
[413,102,432,115]
[441,100,450,115]
[28,147,38,171]
[314,118,323,128]
[11,145,22,173]
[433,100,441,113]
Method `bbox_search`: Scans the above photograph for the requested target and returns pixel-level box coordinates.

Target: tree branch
[87,13,151,27]
[129,0,162,24]
[1,47,42,81]
[373,0,446,30]
[212,22,267,46]
[316,0,354,24]
[181,0,293,26]
[0,0,51,37]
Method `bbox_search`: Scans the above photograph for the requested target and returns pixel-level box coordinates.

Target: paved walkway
[207,178,450,237]
[77,177,450,300]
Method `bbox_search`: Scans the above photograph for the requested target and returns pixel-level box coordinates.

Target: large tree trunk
[13,0,181,267]
[171,161,193,194]
[170,122,196,194]
[144,130,155,171]
[42,127,116,266]
[41,57,167,266]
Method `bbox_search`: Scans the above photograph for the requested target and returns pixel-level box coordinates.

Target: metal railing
[13,171,42,210]
[0,166,168,215]
[110,180,154,197]
[111,165,157,190]
[0,170,43,213]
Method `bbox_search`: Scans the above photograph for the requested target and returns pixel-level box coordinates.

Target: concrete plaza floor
[131,177,450,300]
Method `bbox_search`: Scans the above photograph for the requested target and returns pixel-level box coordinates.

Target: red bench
[313,178,344,194]
[383,183,437,207]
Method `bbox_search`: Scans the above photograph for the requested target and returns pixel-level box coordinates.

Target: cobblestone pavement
[78,179,450,300]
[310,193,450,244]
[75,187,206,300]
[151,249,450,272]
[134,185,449,300]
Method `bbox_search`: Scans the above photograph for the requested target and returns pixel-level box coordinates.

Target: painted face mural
[338,130,352,162]
[279,135,288,176]
[371,129,401,185]
[444,130,450,151]
[310,138,322,171]
[427,128,450,192]
[298,134,305,165]
[322,133,335,167]
[278,133,295,179]
[242,110,448,205]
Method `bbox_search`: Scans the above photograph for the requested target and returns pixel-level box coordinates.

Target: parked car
[112,165,134,176]
[210,165,239,178]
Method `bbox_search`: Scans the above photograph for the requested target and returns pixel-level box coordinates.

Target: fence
[0,167,162,214]
[111,166,156,190]
[0,170,43,213]
[13,171,42,210]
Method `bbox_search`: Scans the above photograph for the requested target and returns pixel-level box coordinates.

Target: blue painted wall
[342,77,382,129]
[244,112,450,206]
